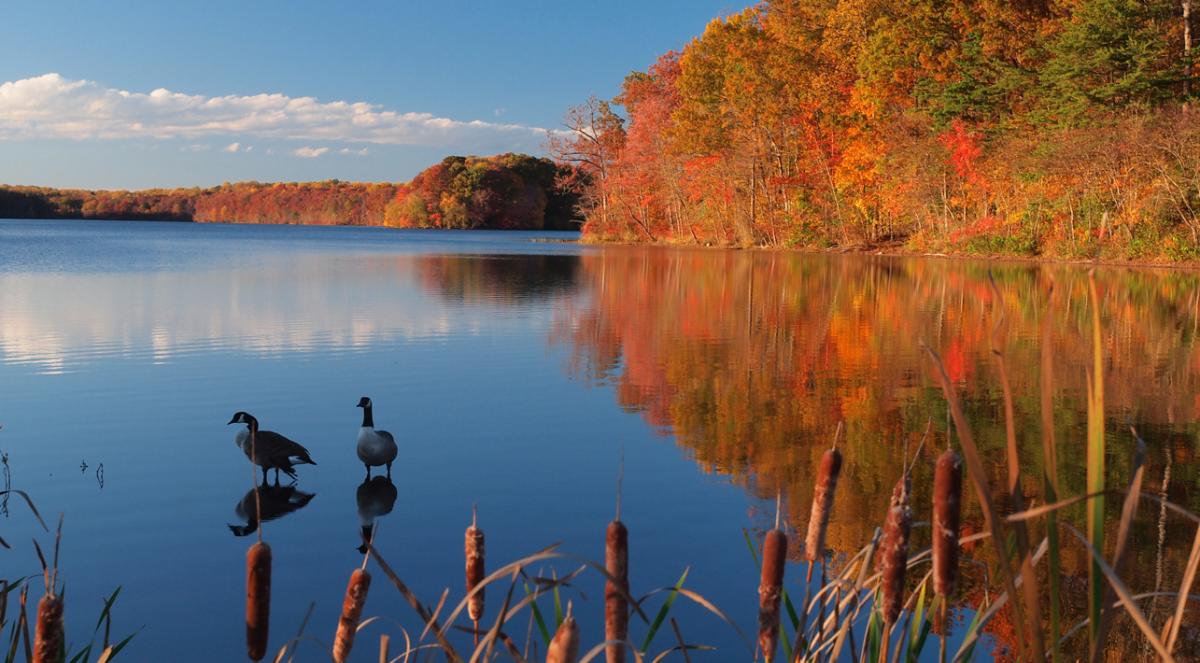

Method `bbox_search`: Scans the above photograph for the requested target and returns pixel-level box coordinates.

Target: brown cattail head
[933,448,963,599]
[805,447,843,564]
[32,594,63,663]
[246,541,272,662]
[757,528,787,663]
[878,475,912,626]
[333,568,372,663]
[605,519,629,663]
[465,523,486,623]
[546,612,580,663]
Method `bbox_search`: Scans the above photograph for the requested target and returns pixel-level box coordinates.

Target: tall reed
[757,527,787,663]
[333,567,371,663]
[465,508,485,626]
[547,606,579,663]
[246,541,272,661]
[604,519,628,663]
[31,593,61,663]
[932,448,961,601]
[804,444,842,581]
[878,475,912,645]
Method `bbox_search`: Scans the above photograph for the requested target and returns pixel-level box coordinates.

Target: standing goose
[228,411,317,482]
[356,396,397,478]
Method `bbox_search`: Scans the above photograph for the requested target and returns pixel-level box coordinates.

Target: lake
[0,219,1196,661]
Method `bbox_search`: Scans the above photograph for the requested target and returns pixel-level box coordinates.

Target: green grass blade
[741,528,760,566]
[782,588,800,631]
[1039,283,1062,663]
[641,567,689,652]
[906,581,927,663]
[864,603,882,663]
[957,599,986,662]
[552,569,563,628]
[522,580,551,647]
[1086,274,1106,648]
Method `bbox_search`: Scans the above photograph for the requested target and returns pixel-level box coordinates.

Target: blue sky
[0,1,738,189]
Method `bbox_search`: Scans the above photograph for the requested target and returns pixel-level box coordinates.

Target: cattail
[932,449,962,599]
[878,475,912,627]
[804,447,843,575]
[333,568,372,663]
[605,520,629,663]
[546,608,580,663]
[757,528,787,663]
[246,541,272,662]
[465,510,486,624]
[32,593,63,663]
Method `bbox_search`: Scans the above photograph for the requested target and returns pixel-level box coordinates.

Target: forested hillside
[552,0,1200,260]
[0,153,581,230]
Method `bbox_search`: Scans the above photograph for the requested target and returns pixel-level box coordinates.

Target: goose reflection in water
[228,483,317,537]
[356,475,397,553]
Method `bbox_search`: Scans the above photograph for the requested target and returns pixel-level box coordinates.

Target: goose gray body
[228,411,317,482]
[356,397,398,478]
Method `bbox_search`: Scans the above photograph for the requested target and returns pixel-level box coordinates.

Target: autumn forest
[552,0,1200,261]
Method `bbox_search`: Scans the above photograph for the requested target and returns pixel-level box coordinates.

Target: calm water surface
[0,219,1197,661]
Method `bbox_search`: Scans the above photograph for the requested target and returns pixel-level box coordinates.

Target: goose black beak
[226,417,238,425]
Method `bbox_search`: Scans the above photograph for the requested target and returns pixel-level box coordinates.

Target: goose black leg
[364,463,372,479]
[261,466,268,484]
[386,462,392,479]
[274,468,281,483]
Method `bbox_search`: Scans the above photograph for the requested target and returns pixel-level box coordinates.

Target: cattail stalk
[546,607,580,663]
[32,594,62,663]
[879,475,912,630]
[465,507,486,625]
[333,568,372,663]
[932,449,962,601]
[246,541,272,662]
[805,446,843,582]
[757,528,787,663]
[605,520,629,663]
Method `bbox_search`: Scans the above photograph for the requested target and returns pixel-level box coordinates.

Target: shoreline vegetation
[550,0,1200,265]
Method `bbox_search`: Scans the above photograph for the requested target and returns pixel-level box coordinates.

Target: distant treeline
[0,153,583,230]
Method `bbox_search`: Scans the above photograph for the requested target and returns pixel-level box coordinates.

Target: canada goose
[228,483,316,537]
[228,411,317,482]
[355,475,398,553]
[356,397,398,478]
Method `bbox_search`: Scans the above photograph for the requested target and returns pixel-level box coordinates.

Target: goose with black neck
[356,396,397,479]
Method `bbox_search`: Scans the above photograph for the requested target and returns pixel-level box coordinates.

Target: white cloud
[292,146,329,158]
[338,147,369,156]
[222,142,242,153]
[0,73,548,149]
